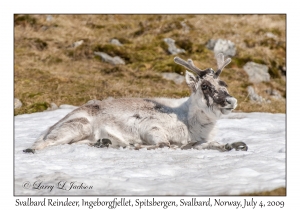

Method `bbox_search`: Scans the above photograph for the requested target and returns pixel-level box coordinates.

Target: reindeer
[23,53,247,154]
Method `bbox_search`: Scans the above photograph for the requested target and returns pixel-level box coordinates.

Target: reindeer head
[174,53,237,115]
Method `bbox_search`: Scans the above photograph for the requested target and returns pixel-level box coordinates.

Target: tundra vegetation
[14,14,286,115]
[14,14,286,195]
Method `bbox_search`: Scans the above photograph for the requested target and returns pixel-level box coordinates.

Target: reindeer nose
[225,97,237,108]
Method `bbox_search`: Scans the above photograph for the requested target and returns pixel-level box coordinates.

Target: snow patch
[14,109,286,195]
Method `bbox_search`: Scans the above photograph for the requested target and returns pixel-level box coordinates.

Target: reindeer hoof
[93,139,112,148]
[93,139,101,148]
[23,148,35,154]
[231,142,248,151]
[101,138,112,147]
[225,143,233,151]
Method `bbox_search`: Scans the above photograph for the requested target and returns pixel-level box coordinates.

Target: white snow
[14,106,285,195]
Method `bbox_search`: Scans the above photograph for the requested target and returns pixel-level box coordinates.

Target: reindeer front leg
[181,141,248,152]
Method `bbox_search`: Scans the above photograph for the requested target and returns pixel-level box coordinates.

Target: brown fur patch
[82,104,101,116]
[65,117,89,124]
[200,78,230,107]
[133,113,141,119]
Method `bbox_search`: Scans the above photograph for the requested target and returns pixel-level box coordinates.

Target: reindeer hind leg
[23,117,93,153]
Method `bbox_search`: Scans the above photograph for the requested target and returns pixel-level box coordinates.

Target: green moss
[28,92,42,98]
[101,66,125,77]
[260,38,277,49]
[256,28,282,37]
[244,39,256,48]
[153,57,185,73]
[133,22,147,37]
[170,62,185,74]
[192,48,212,61]
[27,68,50,78]
[66,43,93,60]
[147,15,163,22]
[230,57,251,68]
[160,20,182,33]
[14,15,37,26]
[32,38,48,51]
[183,20,194,30]
[93,44,131,62]
[268,67,281,78]
[137,73,163,82]
[269,28,282,36]
[232,57,266,68]
[112,37,131,44]
[95,39,161,64]
[27,102,50,113]
[86,22,105,29]
[240,82,253,89]
[66,50,74,57]
[47,56,63,65]
[273,78,286,87]
[252,58,267,65]
[112,23,132,30]
[266,59,281,79]
[186,14,196,19]
[130,49,158,63]
[176,39,193,53]
[93,54,102,62]
[276,41,286,50]
[193,44,206,54]
[159,40,169,54]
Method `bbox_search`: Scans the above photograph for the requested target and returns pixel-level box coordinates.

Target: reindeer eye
[202,85,208,90]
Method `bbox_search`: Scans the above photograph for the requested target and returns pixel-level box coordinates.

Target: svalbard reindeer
[23,53,247,153]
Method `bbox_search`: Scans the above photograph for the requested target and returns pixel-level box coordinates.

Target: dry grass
[242,187,286,196]
[14,14,286,115]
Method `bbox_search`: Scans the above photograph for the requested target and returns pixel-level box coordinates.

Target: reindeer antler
[174,57,207,77]
[174,54,231,78]
[214,53,231,78]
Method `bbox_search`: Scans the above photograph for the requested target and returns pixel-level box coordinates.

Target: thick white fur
[27,69,238,152]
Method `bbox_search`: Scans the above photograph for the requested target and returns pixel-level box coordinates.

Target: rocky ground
[14,14,286,115]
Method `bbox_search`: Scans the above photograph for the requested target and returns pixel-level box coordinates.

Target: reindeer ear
[185,71,198,92]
